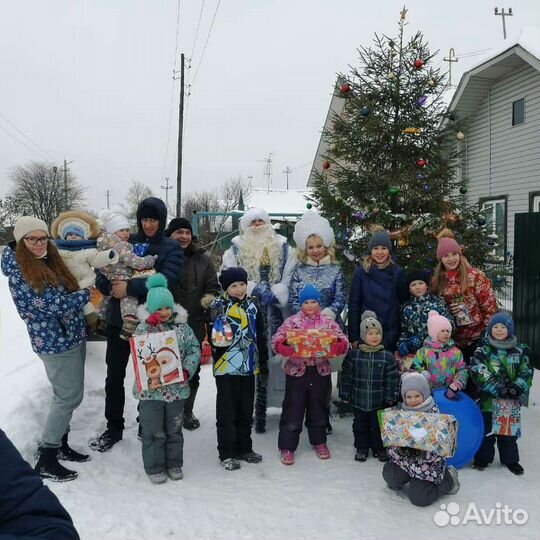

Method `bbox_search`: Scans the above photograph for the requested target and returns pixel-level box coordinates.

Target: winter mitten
[329,340,348,357]
[321,307,336,320]
[275,342,296,357]
[382,400,396,408]
[200,293,216,310]
[182,369,190,382]
[408,335,423,352]
[147,312,162,326]
[446,381,462,400]
[397,342,409,357]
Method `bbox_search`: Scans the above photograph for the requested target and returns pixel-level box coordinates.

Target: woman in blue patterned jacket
[1,216,91,483]
[289,211,346,324]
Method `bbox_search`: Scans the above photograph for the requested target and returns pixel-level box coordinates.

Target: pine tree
[312,13,503,281]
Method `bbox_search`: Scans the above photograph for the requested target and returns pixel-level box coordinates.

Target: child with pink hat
[411,311,468,399]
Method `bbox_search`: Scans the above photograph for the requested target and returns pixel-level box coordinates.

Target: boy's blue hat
[299,284,321,305]
[146,273,175,313]
[63,224,86,239]
[487,312,515,338]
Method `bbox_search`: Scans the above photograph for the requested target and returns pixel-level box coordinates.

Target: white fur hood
[136,303,189,324]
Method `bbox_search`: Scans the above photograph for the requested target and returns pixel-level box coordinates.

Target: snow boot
[280,450,295,465]
[183,381,201,431]
[238,451,263,463]
[35,447,78,482]
[472,460,488,471]
[147,472,167,484]
[447,465,461,495]
[166,467,184,481]
[506,462,524,475]
[314,444,331,460]
[220,458,241,471]
[372,448,389,462]
[58,433,91,462]
[355,449,369,462]
[89,428,123,452]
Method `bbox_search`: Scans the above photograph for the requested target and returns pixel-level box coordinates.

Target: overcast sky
[1,0,539,213]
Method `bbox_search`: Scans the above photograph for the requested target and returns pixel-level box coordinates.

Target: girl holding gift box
[339,311,400,463]
[383,371,460,507]
[470,313,533,475]
[412,311,468,399]
[272,284,349,465]
[431,229,498,363]
[133,273,201,485]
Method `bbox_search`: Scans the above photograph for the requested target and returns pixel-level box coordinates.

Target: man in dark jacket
[0,428,79,540]
[165,217,219,430]
[91,197,184,452]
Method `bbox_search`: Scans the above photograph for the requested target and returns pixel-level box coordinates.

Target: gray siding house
[448,43,540,261]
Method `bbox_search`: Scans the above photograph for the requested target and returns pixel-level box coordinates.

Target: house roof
[448,39,540,119]
[307,82,346,187]
[244,187,313,217]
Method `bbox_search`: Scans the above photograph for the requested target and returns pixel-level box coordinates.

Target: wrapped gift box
[130,330,185,392]
[380,408,458,457]
[286,329,336,358]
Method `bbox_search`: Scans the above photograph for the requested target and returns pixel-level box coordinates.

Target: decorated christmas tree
[312,10,502,279]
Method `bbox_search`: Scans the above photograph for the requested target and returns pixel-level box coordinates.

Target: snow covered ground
[1,273,539,540]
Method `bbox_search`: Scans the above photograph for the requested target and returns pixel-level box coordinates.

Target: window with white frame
[480,197,507,260]
[512,98,525,126]
[530,192,540,212]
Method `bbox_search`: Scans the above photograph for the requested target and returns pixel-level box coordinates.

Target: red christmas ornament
[416,158,427,167]
[322,160,331,170]
[340,83,351,93]
[414,59,425,69]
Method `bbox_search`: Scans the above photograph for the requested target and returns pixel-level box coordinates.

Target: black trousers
[215,375,255,460]
[353,409,384,452]
[104,327,131,432]
[475,411,519,465]
[278,367,330,451]
[383,461,454,507]
[461,340,481,399]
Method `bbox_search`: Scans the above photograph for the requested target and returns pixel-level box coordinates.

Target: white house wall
[465,65,540,256]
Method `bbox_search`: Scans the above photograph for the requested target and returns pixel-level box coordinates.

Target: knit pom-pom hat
[360,310,383,342]
[146,273,174,313]
[427,310,452,341]
[436,228,462,260]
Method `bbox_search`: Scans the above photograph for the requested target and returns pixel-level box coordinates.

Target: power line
[190,0,206,61]
[0,122,52,161]
[191,0,221,88]
[0,111,56,161]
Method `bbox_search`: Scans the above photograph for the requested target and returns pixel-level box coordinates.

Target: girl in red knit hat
[431,229,498,370]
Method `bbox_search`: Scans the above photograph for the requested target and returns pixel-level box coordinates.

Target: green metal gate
[513,213,540,369]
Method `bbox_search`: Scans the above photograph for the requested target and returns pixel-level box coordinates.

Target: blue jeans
[38,342,86,448]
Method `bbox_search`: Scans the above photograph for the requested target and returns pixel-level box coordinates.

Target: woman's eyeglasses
[23,236,50,245]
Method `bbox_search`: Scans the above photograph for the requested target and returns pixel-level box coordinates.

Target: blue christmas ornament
[415,95,428,106]
[359,107,370,117]
[423,184,430,191]
[417,172,426,179]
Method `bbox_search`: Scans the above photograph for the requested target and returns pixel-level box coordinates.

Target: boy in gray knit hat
[340,310,399,463]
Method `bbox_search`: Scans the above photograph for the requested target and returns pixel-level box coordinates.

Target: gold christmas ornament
[456,131,465,140]
[403,127,422,134]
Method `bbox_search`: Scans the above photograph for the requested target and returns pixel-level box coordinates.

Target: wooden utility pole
[494,7,513,39]
[443,48,459,87]
[176,53,185,217]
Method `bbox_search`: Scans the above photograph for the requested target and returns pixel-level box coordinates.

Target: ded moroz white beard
[237,224,283,284]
